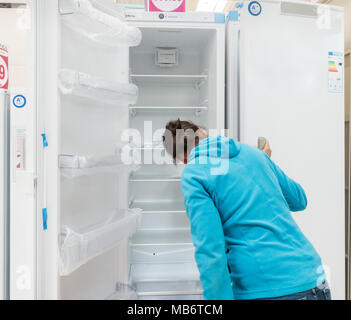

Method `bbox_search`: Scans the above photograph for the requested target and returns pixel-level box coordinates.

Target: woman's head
[163,119,207,164]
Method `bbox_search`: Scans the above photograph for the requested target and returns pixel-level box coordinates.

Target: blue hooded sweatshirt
[181,136,326,300]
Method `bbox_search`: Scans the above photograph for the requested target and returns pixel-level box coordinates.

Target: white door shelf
[59,0,142,47]
[130,74,208,87]
[58,69,139,106]
[59,151,139,179]
[59,208,142,276]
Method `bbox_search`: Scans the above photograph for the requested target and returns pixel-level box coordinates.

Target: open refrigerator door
[226,0,345,299]
[36,0,142,299]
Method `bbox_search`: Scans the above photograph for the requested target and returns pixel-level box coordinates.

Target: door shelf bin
[58,69,139,106]
[59,208,142,276]
[131,243,195,264]
[59,150,139,179]
[59,0,142,47]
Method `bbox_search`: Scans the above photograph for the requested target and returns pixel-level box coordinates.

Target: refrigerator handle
[2,92,10,300]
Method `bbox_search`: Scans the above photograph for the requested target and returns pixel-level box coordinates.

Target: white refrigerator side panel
[240,1,345,298]
[226,20,240,140]
[36,0,61,299]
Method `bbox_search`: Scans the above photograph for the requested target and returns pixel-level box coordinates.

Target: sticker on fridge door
[248,1,262,16]
[147,0,186,12]
[0,43,9,92]
[328,51,344,93]
[13,94,27,108]
[15,129,26,170]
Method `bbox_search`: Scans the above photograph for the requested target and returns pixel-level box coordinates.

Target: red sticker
[0,45,9,91]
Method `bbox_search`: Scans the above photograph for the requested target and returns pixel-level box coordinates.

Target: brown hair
[163,119,201,163]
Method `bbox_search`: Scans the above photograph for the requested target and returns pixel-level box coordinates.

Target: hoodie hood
[189,136,241,163]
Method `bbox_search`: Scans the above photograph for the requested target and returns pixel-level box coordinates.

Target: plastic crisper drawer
[131,262,200,283]
[136,280,203,300]
[131,243,195,264]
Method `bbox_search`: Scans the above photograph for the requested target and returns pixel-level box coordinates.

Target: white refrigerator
[226,0,345,299]
[0,43,10,300]
[10,0,226,300]
[0,86,10,301]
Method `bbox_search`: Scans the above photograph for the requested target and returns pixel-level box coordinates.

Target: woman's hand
[263,140,272,158]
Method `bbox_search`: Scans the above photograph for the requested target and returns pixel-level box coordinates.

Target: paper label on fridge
[328,51,344,94]
[147,0,186,12]
[0,43,9,92]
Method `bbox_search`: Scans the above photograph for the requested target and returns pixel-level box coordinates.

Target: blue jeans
[259,281,332,300]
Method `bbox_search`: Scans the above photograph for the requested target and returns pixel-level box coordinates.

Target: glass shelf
[130,74,208,87]
[129,172,181,182]
[130,243,195,264]
[129,105,207,117]
[130,200,186,214]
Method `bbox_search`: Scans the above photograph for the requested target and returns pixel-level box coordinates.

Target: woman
[162,119,331,300]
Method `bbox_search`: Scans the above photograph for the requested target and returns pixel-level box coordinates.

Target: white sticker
[328,51,344,93]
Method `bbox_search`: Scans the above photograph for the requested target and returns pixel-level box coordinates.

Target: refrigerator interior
[128,26,220,300]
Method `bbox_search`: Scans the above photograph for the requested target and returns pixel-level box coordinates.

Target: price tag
[147,0,186,12]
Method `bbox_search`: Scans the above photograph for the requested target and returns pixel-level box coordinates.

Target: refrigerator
[0,43,10,300]
[0,86,10,301]
[12,0,225,300]
[226,0,345,299]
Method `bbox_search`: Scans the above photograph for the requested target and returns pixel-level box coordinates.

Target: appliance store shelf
[58,69,139,106]
[59,0,142,47]
[59,208,142,276]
